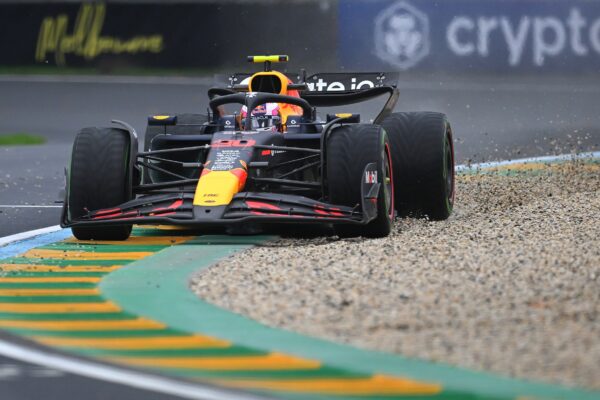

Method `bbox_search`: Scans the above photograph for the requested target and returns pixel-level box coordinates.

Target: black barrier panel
[0,2,337,70]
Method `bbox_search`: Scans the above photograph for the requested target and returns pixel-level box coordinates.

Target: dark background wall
[0,1,338,71]
[1,0,600,75]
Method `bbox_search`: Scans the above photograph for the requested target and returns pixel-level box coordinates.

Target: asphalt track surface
[1,74,600,237]
[0,74,599,399]
[0,348,188,400]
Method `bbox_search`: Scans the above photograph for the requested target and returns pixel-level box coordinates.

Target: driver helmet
[240,103,281,131]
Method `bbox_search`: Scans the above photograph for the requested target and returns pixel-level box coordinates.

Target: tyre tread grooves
[69,127,132,240]
[381,112,454,220]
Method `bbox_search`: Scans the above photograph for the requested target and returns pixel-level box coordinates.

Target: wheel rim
[384,143,394,220]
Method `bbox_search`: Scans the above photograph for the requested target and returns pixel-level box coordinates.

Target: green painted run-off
[100,236,599,400]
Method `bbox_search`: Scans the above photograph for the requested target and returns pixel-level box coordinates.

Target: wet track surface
[1,74,599,237]
[0,354,188,400]
[0,144,66,236]
[0,74,599,399]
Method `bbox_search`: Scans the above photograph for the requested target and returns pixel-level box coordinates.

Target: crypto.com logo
[374,1,430,70]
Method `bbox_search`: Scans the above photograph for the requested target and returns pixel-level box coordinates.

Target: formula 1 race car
[60,55,455,240]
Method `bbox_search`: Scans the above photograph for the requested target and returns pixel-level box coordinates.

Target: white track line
[0,205,62,208]
[456,151,600,171]
[0,339,263,400]
[0,225,63,247]
[0,226,265,400]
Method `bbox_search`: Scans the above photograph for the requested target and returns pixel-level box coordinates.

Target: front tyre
[68,127,132,241]
[327,124,394,238]
[380,112,455,220]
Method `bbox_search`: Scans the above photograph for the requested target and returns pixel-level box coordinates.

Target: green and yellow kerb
[0,228,450,398]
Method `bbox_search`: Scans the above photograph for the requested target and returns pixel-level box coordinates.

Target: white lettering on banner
[478,17,499,56]
[500,18,530,66]
[568,8,588,55]
[533,17,567,65]
[445,7,600,67]
[590,18,600,53]
[447,16,475,56]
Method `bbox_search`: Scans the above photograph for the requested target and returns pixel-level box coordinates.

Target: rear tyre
[68,127,132,241]
[327,124,394,238]
[380,112,455,220]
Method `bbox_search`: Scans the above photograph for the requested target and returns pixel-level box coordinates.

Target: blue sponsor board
[339,0,600,73]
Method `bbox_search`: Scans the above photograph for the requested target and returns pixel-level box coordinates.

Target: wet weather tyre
[327,124,394,238]
[68,127,132,241]
[380,112,455,220]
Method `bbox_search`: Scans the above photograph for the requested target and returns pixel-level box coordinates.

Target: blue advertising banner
[339,0,600,73]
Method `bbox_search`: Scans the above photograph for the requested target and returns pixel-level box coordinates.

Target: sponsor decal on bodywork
[365,170,378,184]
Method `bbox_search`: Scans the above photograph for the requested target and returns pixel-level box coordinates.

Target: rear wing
[222,72,398,91]
[300,73,399,122]
[214,71,400,123]
[303,72,398,92]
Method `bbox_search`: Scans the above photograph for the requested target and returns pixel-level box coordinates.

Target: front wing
[62,190,380,228]
[62,164,381,229]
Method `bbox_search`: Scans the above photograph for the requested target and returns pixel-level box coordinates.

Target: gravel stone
[191,161,600,390]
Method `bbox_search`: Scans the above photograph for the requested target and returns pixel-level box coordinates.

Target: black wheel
[143,113,208,183]
[68,127,132,241]
[327,124,394,238]
[380,112,455,220]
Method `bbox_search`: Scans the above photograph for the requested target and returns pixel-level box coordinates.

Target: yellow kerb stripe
[217,375,442,395]
[138,225,191,231]
[0,277,101,283]
[63,236,193,245]
[0,302,120,313]
[111,353,320,371]
[35,335,230,350]
[0,265,120,273]
[22,250,153,260]
[0,318,165,331]
[0,288,100,296]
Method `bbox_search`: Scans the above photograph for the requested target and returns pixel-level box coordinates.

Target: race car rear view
[60,55,455,240]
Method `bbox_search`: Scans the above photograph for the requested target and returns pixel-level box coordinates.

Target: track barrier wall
[1,0,600,74]
[340,0,600,73]
[0,1,337,71]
